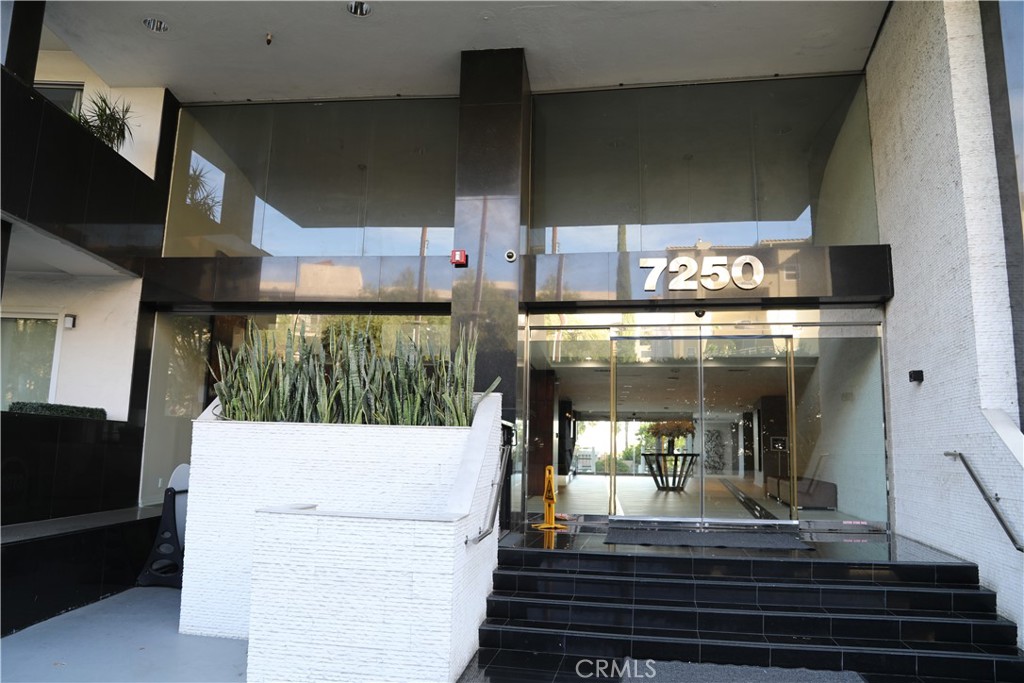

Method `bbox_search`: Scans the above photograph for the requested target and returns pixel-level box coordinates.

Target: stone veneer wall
[244,395,503,682]
[179,400,485,640]
[867,0,1023,646]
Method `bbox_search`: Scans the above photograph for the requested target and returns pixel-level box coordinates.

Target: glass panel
[220,313,451,356]
[1,317,58,410]
[532,75,878,253]
[140,314,212,506]
[614,336,703,518]
[791,327,888,523]
[702,335,795,521]
[526,311,889,526]
[526,326,612,517]
[165,99,458,257]
[165,107,273,257]
[35,83,83,116]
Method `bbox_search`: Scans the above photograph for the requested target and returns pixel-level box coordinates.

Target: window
[35,81,84,116]
[1,316,60,410]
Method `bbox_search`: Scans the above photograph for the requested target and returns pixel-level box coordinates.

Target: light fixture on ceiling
[141,17,169,33]
[347,1,371,17]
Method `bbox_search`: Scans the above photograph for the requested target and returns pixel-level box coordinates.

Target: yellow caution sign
[532,465,568,531]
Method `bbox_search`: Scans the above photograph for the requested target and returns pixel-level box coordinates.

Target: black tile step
[479,622,1024,681]
[488,594,1018,646]
[495,569,998,615]
[500,549,980,587]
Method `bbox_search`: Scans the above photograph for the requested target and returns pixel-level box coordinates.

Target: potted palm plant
[76,92,134,151]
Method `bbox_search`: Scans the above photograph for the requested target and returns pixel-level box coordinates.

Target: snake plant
[212,320,497,426]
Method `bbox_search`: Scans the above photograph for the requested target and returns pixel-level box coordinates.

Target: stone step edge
[488,592,1018,630]
[495,568,998,597]
[498,565,982,590]
[479,622,1024,663]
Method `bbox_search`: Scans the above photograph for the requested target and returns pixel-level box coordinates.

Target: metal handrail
[944,451,1024,552]
[468,421,516,545]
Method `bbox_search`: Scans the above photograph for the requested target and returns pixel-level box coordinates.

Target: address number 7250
[639,255,766,292]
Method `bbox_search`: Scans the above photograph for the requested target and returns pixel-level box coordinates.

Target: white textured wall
[814,82,880,246]
[243,395,502,682]
[180,414,471,639]
[35,50,165,179]
[247,511,459,682]
[1,273,141,421]
[868,0,1023,645]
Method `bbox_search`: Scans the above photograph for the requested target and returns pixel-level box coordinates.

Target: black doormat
[604,527,813,550]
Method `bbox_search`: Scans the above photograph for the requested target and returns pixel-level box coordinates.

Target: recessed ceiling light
[347,1,371,17]
[141,17,169,33]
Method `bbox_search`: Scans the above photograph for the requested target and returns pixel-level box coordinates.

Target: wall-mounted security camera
[694,309,706,318]
[504,249,518,263]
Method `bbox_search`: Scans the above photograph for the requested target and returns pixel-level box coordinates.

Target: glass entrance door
[611,331,797,523]
[522,310,889,530]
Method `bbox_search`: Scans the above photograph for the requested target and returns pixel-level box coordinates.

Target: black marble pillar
[5,1,45,85]
[452,49,531,421]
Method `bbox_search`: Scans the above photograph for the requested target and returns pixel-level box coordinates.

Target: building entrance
[521,310,889,530]
[610,332,796,523]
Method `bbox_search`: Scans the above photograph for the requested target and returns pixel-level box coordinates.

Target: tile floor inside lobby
[524,474,860,524]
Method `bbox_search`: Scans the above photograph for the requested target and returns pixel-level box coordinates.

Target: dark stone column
[452,49,531,421]
[5,1,45,84]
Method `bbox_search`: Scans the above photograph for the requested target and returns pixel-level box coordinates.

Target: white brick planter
[179,394,503,682]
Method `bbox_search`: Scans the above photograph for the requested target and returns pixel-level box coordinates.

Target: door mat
[604,527,813,550]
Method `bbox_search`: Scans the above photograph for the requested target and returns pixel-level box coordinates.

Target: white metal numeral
[640,254,766,292]
[668,256,699,290]
[731,255,765,290]
[699,256,729,290]
[640,258,668,292]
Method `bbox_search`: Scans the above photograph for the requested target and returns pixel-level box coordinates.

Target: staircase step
[500,548,981,587]
[479,621,1024,681]
[495,568,999,614]
[483,549,1022,681]
[487,594,1019,646]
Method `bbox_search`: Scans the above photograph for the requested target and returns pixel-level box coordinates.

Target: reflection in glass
[165,99,458,257]
[1,317,58,410]
[140,314,212,506]
[532,76,878,253]
[230,313,451,358]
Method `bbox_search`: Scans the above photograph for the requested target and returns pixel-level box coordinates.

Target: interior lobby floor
[525,474,859,524]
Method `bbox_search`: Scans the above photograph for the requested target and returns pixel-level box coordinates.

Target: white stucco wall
[1,273,142,421]
[867,0,1023,645]
[35,50,164,179]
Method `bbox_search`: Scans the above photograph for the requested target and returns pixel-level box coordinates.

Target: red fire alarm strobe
[450,249,468,267]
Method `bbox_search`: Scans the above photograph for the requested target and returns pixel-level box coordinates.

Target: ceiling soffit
[42,1,888,103]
